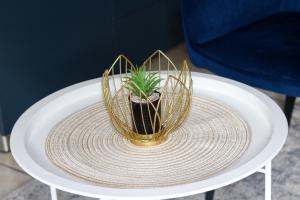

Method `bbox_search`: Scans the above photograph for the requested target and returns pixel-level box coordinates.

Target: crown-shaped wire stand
[102,50,192,147]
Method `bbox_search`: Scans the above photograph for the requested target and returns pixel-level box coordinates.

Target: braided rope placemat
[46,97,250,188]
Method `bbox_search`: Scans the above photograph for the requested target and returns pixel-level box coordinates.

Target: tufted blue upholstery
[182,0,300,96]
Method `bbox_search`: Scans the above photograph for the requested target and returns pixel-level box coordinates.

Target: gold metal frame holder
[102,50,192,147]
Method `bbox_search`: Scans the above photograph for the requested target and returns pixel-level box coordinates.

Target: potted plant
[124,66,162,135]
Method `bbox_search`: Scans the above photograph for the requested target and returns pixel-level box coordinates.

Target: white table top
[11,72,288,200]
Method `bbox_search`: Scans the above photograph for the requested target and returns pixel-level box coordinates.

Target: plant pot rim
[129,91,160,104]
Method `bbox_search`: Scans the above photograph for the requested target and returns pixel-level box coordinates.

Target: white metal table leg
[53,163,272,200]
[265,162,272,200]
[50,186,58,200]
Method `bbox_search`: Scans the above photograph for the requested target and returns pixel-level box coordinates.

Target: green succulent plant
[124,66,162,99]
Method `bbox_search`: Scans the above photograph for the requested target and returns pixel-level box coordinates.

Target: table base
[49,162,272,200]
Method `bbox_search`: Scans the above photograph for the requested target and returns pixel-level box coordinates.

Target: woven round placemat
[46,97,250,188]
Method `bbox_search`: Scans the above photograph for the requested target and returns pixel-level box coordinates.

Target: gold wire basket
[102,50,192,146]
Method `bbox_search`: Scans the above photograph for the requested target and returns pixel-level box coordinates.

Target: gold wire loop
[102,50,192,146]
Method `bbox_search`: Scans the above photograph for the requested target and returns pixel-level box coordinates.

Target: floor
[0,152,32,197]
[0,43,287,198]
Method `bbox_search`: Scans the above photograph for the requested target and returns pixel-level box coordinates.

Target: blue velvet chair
[182,0,300,199]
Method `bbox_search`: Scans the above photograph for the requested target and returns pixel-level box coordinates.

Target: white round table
[11,73,288,200]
